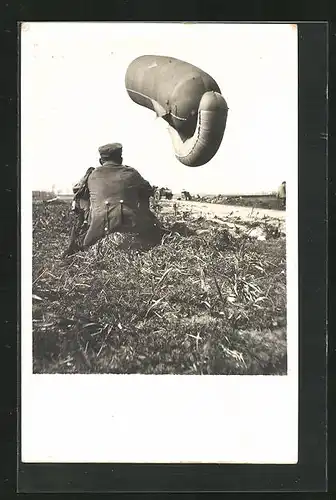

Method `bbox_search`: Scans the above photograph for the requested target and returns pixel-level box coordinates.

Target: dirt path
[160,200,286,222]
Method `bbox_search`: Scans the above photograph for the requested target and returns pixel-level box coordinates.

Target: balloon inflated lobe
[125,55,228,167]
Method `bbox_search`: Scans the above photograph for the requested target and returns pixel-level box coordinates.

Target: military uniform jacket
[83,161,157,247]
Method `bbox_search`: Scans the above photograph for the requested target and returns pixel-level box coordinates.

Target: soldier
[182,190,191,201]
[159,187,165,200]
[154,187,161,202]
[277,181,286,209]
[62,167,95,257]
[62,143,164,257]
[72,167,95,219]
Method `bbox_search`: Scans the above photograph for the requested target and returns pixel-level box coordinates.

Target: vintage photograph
[22,22,296,376]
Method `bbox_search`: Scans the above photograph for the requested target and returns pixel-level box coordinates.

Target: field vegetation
[193,194,285,211]
[32,200,287,375]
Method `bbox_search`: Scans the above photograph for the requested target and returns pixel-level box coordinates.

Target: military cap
[98,143,123,158]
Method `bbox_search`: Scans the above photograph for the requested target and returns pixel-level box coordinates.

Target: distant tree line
[32,190,55,201]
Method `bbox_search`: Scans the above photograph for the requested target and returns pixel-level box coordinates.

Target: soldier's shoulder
[86,167,98,179]
[123,165,139,175]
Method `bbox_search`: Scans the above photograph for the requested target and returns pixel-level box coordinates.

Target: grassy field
[32,201,287,375]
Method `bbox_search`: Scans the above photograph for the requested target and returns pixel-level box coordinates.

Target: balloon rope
[126,88,188,121]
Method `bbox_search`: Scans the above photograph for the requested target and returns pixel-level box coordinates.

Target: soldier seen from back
[62,143,163,257]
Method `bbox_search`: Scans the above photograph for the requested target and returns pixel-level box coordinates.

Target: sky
[21,22,297,195]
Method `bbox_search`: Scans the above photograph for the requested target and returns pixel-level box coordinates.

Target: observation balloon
[125,55,228,167]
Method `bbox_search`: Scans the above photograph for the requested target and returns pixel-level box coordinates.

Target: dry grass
[32,201,287,375]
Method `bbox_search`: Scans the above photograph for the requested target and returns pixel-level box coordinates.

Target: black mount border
[10,19,328,493]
